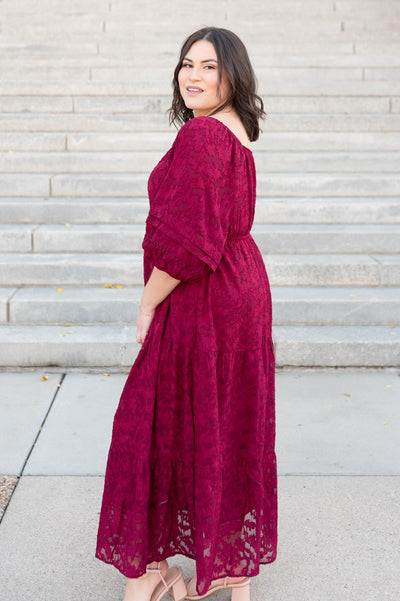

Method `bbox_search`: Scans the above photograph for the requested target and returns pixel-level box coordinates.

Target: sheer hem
[95,452,277,595]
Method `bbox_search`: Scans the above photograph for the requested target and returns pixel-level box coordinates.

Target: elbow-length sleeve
[142,117,231,283]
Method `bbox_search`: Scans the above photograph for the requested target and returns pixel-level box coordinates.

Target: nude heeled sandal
[146,561,187,601]
[184,576,250,601]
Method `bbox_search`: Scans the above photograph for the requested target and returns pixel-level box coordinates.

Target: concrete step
[2,0,105,10]
[65,95,397,115]
[0,94,391,114]
[255,198,400,224]
[0,175,49,196]
[1,9,378,21]
[1,79,400,96]
[0,4,394,20]
[335,1,400,17]
[2,38,400,56]
[252,131,400,150]
[3,286,399,327]
[1,16,394,32]
[251,224,400,254]
[366,67,400,81]
[274,325,400,367]
[355,41,400,54]
[5,286,142,325]
[0,253,142,286]
[1,224,399,254]
[2,19,347,34]
[0,323,397,367]
[99,40,356,55]
[267,254,399,286]
[2,113,400,134]
[44,173,400,199]
[1,198,399,225]
[0,41,356,59]
[11,173,396,202]
[4,130,400,155]
[0,67,91,80]
[0,253,397,286]
[66,129,400,149]
[393,98,400,112]
[344,20,400,33]
[0,225,34,252]
[6,0,397,17]
[0,133,65,151]
[5,66,385,83]
[30,224,144,253]
[3,22,400,40]
[0,42,98,57]
[2,151,400,173]
[272,287,400,326]
[95,39,397,55]
[256,174,400,198]
[90,66,365,83]
[2,53,400,68]
[0,3,350,19]
[0,288,14,322]
[0,198,151,224]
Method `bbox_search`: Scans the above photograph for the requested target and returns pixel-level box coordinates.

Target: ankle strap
[146,561,168,588]
[146,561,162,572]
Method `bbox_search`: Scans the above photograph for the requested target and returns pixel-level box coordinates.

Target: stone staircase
[0,0,399,367]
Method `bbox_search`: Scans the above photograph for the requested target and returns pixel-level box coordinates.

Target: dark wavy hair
[168,27,266,142]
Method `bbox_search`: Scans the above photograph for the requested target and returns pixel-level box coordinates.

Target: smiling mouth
[187,87,203,93]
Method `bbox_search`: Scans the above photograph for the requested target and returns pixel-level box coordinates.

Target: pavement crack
[20,373,66,477]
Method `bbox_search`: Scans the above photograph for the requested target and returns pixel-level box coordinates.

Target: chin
[182,96,199,108]
[185,104,206,115]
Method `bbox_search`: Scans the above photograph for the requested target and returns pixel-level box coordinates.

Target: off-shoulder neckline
[193,115,253,155]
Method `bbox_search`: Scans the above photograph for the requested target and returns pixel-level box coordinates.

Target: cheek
[208,72,220,94]
[208,71,228,99]
[178,69,186,88]
[219,78,230,100]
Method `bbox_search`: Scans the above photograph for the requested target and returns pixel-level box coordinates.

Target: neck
[194,104,234,119]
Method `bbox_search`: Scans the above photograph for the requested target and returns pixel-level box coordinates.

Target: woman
[95,27,277,601]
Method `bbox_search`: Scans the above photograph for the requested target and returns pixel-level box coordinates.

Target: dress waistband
[227,232,251,241]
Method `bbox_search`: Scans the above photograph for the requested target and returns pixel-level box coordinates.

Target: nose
[188,67,202,81]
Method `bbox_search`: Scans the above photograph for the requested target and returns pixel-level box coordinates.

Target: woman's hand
[135,266,181,345]
[136,306,156,344]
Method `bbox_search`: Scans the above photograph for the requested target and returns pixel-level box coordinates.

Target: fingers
[136,326,149,345]
[136,311,155,344]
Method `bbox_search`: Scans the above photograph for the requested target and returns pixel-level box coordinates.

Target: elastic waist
[227,232,251,241]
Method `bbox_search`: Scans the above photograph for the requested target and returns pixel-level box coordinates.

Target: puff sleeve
[142,117,231,283]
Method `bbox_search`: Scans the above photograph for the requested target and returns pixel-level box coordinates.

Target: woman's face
[178,39,230,117]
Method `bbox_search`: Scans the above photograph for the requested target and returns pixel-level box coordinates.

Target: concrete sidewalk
[0,368,399,601]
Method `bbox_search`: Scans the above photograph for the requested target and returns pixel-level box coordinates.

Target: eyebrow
[182,57,218,63]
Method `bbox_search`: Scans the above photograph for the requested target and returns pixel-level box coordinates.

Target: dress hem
[94,550,277,580]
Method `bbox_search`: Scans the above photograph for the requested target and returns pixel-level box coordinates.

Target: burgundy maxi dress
[95,115,277,596]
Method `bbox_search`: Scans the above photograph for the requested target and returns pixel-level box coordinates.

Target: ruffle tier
[95,450,277,592]
[95,302,277,595]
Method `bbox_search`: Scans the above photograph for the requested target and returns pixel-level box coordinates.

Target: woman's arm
[136,266,181,344]
[140,266,181,313]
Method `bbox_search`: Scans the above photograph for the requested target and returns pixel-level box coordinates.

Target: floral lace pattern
[95,116,277,596]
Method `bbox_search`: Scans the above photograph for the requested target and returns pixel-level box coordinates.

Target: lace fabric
[95,116,277,596]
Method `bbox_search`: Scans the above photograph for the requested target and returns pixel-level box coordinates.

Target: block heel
[148,562,187,601]
[184,575,250,600]
[231,581,250,601]
[170,574,187,601]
